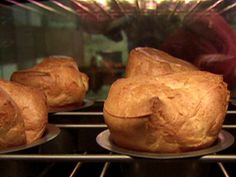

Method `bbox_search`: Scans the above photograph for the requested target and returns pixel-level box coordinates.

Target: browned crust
[11,56,89,112]
[0,87,26,149]
[103,71,229,153]
[0,80,48,144]
[126,47,197,78]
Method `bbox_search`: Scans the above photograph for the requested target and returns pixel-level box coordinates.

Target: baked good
[0,80,48,144]
[0,87,26,149]
[103,71,229,153]
[11,56,89,112]
[126,47,197,78]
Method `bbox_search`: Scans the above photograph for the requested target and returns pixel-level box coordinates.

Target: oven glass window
[0,0,236,100]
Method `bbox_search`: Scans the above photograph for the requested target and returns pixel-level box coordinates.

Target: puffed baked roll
[0,87,26,149]
[104,71,229,153]
[0,80,48,144]
[11,56,89,112]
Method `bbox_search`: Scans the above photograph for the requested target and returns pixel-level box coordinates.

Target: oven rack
[0,113,235,163]
[0,152,236,163]
[0,106,236,177]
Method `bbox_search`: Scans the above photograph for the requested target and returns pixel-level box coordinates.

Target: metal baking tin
[50,99,95,114]
[0,124,60,154]
[96,129,234,159]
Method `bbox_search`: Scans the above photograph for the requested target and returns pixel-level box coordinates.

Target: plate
[96,129,234,159]
[0,124,60,154]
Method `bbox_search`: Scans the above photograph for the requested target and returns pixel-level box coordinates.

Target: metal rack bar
[217,162,230,177]
[5,0,40,13]
[70,0,97,19]
[52,112,103,116]
[50,0,78,15]
[0,154,133,162]
[0,154,236,162]
[185,0,202,16]
[226,110,236,114]
[205,0,224,11]
[167,0,183,19]
[28,0,60,14]
[222,125,236,129]
[69,152,87,177]
[219,2,236,14]
[200,155,236,162]
[38,163,56,177]
[92,0,113,19]
[69,161,83,177]
[55,124,107,128]
[54,124,233,129]
[100,162,110,177]
[52,110,236,116]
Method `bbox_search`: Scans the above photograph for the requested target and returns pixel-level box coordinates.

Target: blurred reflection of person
[98,10,236,90]
[89,55,103,93]
[81,2,236,91]
[89,53,118,94]
[160,11,236,89]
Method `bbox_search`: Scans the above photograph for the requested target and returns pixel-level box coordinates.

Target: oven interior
[0,0,236,177]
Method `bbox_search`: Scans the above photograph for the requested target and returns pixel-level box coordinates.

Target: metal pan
[0,124,60,154]
[49,99,94,114]
[48,99,102,124]
[96,129,234,159]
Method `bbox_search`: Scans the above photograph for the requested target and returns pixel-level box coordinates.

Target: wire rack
[0,101,235,177]
[0,116,235,163]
